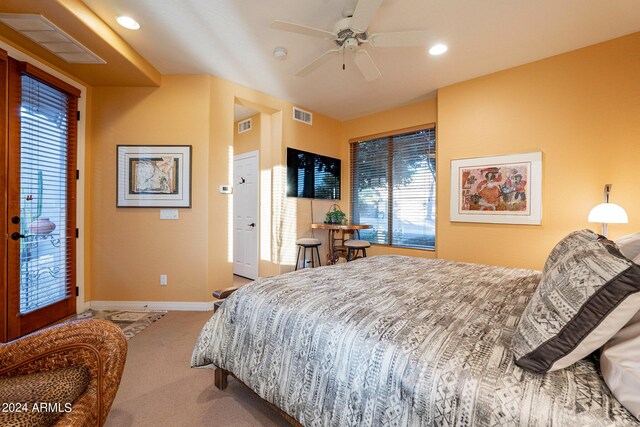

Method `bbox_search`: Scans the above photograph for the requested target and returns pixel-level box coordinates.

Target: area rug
[74,310,167,340]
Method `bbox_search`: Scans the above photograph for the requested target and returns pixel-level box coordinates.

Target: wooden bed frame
[212,286,303,427]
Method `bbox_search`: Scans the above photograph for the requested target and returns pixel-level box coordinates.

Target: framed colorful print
[450,152,542,224]
[117,145,192,208]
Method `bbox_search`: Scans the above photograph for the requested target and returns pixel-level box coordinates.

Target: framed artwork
[450,152,542,224]
[117,145,192,208]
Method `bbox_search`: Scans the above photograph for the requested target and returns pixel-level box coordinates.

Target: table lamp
[588,184,628,237]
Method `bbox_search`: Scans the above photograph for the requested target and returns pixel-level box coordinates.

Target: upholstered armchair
[0,319,127,427]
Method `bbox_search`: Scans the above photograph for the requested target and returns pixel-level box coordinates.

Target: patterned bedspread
[192,255,638,426]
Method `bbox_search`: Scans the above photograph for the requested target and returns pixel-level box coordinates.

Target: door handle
[248,223,255,228]
[11,232,26,240]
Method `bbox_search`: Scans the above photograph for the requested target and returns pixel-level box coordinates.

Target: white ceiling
[234,104,258,122]
[82,0,640,121]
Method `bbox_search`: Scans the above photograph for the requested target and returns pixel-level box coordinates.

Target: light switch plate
[160,209,179,220]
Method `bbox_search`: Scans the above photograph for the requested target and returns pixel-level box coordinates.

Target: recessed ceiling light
[428,44,448,56]
[116,16,140,30]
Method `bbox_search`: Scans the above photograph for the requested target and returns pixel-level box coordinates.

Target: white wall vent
[293,107,313,125]
[0,13,106,64]
[237,118,252,134]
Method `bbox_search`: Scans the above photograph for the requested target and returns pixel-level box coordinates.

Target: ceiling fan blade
[271,20,336,40]
[350,0,383,33]
[352,49,381,82]
[368,31,431,48]
[296,49,341,77]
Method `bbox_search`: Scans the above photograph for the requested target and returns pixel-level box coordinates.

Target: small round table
[311,223,372,265]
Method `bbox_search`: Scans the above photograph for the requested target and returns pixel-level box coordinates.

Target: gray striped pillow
[513,237,640,373]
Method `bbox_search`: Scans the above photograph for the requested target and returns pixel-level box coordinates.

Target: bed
[191,255,639,426]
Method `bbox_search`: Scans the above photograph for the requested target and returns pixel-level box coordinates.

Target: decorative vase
[28,217,56,235]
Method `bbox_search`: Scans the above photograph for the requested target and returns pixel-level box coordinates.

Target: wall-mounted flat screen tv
[286,148,341,200]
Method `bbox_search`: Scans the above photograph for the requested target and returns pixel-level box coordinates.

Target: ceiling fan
[271,0,431,82]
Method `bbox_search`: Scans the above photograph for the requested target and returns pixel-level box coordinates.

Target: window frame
[349,123,437,251]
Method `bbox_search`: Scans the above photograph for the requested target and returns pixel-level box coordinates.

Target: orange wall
[90,75,343,301]
[90,75,212,302]
[341,33,639,270]
[436,32,640,269]
[341,99,438,259]
[234,113,261,155]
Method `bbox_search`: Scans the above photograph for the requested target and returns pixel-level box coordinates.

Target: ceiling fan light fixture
[428,43,448,56]
[116,16,141,30]
[273,0,428,82]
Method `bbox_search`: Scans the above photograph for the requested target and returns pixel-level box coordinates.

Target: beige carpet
[105,310,289,427]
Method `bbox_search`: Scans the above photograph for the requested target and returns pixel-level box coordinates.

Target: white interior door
[233,151,259,279]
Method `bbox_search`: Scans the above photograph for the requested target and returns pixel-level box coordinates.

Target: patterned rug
[74,310,167,340]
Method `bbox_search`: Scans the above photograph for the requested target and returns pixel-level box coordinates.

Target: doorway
[233,151,259,279]
[232,103,261,280]
[3,57,79,340]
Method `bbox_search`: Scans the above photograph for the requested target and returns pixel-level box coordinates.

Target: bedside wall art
[450,152,542,224]
[117,145,192,208]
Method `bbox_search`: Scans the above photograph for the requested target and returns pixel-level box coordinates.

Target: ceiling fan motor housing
[343,38,359,51]
[334,17,367,51]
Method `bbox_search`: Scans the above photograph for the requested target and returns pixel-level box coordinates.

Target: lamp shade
[587,203,629,224]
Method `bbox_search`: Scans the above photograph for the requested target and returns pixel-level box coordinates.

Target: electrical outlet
[160,275,167,286]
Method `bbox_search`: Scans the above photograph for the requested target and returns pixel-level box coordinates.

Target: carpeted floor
[105,310,289,427]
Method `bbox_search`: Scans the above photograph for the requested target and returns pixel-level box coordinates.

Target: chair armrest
[0,319,127,427]
[213,286,241,300]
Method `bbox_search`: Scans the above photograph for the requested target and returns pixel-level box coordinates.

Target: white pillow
[616,233,640,261]
[601,310,640,420]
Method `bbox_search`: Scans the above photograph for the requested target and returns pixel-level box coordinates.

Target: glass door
[6,59,79,340]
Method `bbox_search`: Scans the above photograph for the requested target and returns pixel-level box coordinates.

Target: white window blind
[19,74,75,313]
[350,127,436,250]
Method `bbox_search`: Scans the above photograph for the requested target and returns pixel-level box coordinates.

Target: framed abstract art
[450,152,542,224]
[117,145,192,208]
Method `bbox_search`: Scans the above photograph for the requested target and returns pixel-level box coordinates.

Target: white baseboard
[89,300,214,312]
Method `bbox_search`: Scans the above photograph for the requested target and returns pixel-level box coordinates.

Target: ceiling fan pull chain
[342,49,346,70]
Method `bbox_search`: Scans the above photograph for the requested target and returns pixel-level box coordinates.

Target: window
[18,73,75,313]
[350,126,436,250]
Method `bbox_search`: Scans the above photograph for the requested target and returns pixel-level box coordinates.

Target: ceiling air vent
[0,13,106,64]
[293,107,313,125]
[237,118,252,134]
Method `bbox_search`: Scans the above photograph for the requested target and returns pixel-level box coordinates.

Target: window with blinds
[350,127,436,250]
[18,74,75,313]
